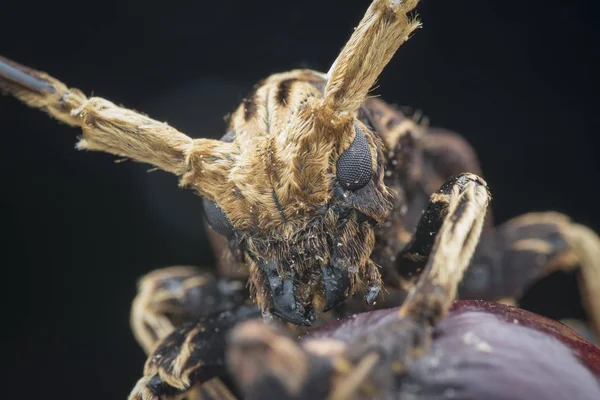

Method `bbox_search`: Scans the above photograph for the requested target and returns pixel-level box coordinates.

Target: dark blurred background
[1,0,598,398]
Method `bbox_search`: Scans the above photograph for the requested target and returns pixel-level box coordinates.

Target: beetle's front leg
[129,266,259,400]
[334,173,489,398]
[393,171,490,286]
[458,212,600,336]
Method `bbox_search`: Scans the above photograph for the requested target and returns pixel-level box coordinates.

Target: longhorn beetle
[1,0,599,399]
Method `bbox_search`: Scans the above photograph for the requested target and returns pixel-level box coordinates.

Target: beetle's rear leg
[225,173,490,399]
[129,266,259,400]
[458,212,600,336]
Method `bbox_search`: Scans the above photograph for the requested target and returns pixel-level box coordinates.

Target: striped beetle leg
[459,212,600,338]
[129,266,259,400]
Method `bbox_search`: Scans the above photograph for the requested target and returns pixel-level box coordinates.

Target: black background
[1,0,598,398]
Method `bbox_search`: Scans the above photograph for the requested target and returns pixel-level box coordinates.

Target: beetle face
[0,0,423,329]
[196,70,391,324]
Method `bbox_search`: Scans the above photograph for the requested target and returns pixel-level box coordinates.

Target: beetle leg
[130,266,249,353]
[129,266,259,400]
[397,173,490,319]
[393,173,490,283]
[129,303,260,400]
[459,212,600,335]
[331,173,490,398]
[367,96,600,337]
[130,376,239,400]
[226,321,335,400]
[361,97,493,293]
[227,318,422,400]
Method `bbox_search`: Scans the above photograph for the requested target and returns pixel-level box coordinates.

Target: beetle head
[180,0,421,324]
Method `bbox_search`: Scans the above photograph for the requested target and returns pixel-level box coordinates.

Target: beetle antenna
[324,0,421,113]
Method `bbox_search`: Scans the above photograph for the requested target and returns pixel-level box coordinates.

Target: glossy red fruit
[305,300,600,399]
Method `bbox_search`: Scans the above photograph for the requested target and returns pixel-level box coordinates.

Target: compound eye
[202,199,234,237]
[336,123,373,191]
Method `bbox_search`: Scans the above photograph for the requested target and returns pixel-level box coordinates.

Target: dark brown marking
[276,78,298,105]
[272,190,287,222]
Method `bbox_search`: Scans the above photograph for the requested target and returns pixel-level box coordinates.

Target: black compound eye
[202,198,234,237]
[336,123,373,191]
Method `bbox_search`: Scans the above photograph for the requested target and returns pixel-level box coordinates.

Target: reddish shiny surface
[448,300,600,378]
[305,300,600,399]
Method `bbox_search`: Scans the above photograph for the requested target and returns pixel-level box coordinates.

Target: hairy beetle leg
[130,266,249,353]
[129,266,259,400]
[395,174,490,287]
[459,212,600,335]
[227,321,334,400]
[130,376,237,400]
[332,173,490,398]
[129,303,260,400]
[371,95,600,337]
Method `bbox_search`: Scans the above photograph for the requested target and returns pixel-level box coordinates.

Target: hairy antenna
[324,0,421,113]
[0,56,232,196]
